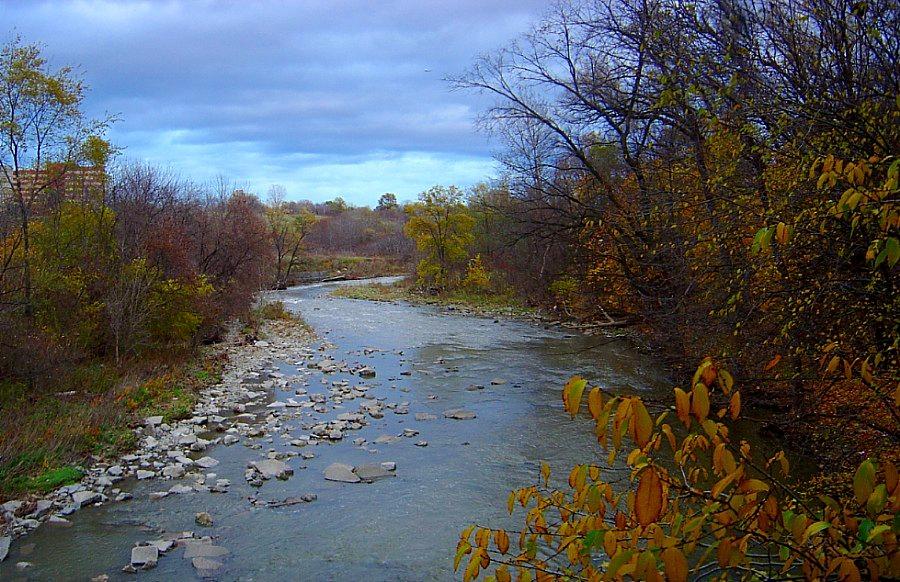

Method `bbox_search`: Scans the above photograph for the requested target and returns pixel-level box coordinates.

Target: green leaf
[866,524,890,543]
[802,521,830,542]
[607,549,634,577]
[853,459,876,505]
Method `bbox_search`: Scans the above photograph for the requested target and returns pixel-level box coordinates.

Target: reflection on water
[1,278,672,581]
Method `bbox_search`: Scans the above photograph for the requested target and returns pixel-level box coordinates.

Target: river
[0,278,671,581]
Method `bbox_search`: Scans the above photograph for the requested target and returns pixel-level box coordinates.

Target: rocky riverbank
[0,317,314,569]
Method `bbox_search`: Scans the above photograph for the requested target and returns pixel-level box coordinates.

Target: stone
[374,435,401,444]
[402,428,419,437]
[162,465,185,479]
[194,457,219,469]
[353,463,395,482]
[131,545,159,569]
[415,440,428,447]
[323,463,361,483]
[47,515,72,527]
[192,557,223,576]
[0,536,10,562]
[144,416,164,427]
[183,542,229,559]
[415,412,437,421]
[223,434,239,445]
[466,384,485,391]
[357,366,376,378]
[150,539,175,553]
[443,408,477,420]
[72,490,102,507]
[169,484,194,495]
[107,465,123,476]
[195,511,214,527]
[381,461,397,472]
[490,378,507,385]
[29,499,54,519]
[252,459,293,480]
[136,470,155,480]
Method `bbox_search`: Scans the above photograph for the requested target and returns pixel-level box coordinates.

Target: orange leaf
[661,547,688,582]
[634,468,664,526]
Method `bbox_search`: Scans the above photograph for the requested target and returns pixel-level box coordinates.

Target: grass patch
[0,353,224,500]
[331,280,537,317]
[297,255,409,281]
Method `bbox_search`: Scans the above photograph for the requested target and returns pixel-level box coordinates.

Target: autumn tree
[404,185,475,289]
[0,37,107,315]
[265,187,315,288]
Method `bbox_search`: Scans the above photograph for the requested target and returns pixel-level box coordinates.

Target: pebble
[195,512,214,527]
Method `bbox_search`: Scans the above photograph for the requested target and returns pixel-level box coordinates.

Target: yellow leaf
[463,551,481,581]
[635,468,664,526]
[729,391,741,420]
[691,383,710,422]
[718,369,734,394]
[739,479,770,493]
[496,565,511,582]
[563,376,587,418]
[711,470,737,498]
[540,461,550,485]
[588,387,603,420]
[495,529,510,555]
[674,387,690,426]
[632,400,653,447]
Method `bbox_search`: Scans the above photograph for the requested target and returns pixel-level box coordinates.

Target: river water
[1,278,671,581]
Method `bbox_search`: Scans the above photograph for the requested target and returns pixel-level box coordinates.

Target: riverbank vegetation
[439,0,898,579]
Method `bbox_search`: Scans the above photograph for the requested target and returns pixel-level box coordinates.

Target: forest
[1,0,898,579]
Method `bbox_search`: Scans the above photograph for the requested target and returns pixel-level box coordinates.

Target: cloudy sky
[3,0,547,205]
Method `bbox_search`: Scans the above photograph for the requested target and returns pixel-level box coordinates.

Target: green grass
[0,354,224,500]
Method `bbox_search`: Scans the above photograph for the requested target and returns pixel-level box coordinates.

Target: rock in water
[323,463,361,483]
[490,378,507,385]
[0,536,10,562]
[252,459,293,480]
[353,463,396,482]
[443,408,477,420]
[130,545,159,569]
[72,490,102,507]
[195,512,214,527]
[194,456,219,469]
[357,366,376,378]
[192,557,223,576]
[183,542,229,559]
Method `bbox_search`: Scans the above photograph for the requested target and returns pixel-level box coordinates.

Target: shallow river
[1,278,673,581]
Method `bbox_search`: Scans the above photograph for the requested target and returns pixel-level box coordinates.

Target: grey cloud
[3,0,547,201]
